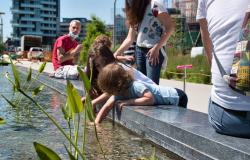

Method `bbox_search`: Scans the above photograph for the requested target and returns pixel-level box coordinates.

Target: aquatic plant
[1,59,105,160]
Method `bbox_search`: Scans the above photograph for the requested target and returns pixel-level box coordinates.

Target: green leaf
[64,144,77,160]
[66,81,83,113]
[27,67,32,82]
[5,72,16,91]
[61,104,72,120]
[38,62,46,73]
[32,85,45,96]
[0,117,6,124]
[33,142,61,160]
[77,66,91,92]
[85,94,94,122]
[10,59,20,89]
[1,94,18,109]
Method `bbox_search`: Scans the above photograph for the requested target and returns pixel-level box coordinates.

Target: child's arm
[92,92,110,108]
[95,95,115,124]
[116,90,154,109]
[116,55,135,63]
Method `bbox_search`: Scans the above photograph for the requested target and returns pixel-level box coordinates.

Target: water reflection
[0,66,182,160]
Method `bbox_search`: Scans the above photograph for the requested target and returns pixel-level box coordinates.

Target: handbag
[213,8,250,96]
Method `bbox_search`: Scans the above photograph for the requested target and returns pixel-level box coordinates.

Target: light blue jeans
[208,98,250,138]
[135,46,164,85]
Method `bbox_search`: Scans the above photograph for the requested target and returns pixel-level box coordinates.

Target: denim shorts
[208,98,250,138]
[135,46,164,84]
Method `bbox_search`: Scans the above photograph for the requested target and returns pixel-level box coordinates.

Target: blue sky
[0,0,170,42]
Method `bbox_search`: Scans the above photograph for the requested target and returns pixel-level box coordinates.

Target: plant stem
[18,88,85,160]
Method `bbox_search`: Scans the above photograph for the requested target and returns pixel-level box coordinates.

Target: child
[95,63,188,124]
[84,37,155,112]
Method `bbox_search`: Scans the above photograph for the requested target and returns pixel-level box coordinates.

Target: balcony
[40,1,57,5]
[41,7,56,12]
[41,26,57,30]
[40,14,57,18]
[41,21,57,24]
[11,9,35,15]
[12,23,34,28]
[21,3,42,8]
[21,17,43,22]
[20,31,43,35]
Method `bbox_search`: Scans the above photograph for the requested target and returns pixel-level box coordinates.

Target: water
[0,66,182,160]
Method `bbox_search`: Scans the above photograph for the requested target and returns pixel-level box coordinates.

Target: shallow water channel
[0,65,182,160]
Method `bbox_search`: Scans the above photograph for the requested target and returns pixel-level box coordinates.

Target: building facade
[114,14,127,44]
[11,0,60,46]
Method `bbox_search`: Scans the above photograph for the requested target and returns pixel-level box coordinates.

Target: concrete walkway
[14,60,211,114]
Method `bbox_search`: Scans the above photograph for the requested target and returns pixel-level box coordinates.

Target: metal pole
[113,0,117,49]
[184,67,187,92]
[0,12,5,44]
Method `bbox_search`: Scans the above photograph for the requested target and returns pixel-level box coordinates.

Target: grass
[161,48,211,84]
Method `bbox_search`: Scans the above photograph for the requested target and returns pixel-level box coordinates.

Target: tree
[80,15,111,65]
[0,43,6,54]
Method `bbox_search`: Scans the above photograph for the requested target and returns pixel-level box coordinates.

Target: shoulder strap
[213,50,227,76]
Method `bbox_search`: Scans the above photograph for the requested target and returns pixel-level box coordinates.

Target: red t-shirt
[52,35,78,70]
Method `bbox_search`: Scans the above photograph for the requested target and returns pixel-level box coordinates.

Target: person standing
[197,0,250,137]
[114,0,174,84]
[52,20,83,79]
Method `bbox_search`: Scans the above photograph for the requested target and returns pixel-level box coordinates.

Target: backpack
[214,8,250,96]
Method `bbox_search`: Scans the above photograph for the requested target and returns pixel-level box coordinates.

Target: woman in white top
[114,0,174,84]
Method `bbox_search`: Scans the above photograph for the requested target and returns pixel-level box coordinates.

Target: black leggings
[175,88,188,108]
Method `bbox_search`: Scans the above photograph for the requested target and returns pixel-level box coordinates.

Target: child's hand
[115,100,128,111]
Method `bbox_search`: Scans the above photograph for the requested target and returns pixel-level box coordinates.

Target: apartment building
[11,0,60,46]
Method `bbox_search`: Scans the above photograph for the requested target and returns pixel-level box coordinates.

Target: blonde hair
[92,34,111,48]
[97,63,134,95]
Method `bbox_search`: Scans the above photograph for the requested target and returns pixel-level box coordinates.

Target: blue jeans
[208,98,250,138]
[135,46,164,84]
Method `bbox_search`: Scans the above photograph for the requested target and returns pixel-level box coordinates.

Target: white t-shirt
[120,63,155,85]
[137,0,167,48]
[196,0,250,110]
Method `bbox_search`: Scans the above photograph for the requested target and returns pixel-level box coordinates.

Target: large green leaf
[32,85,45,96]
[33,142,61,160]
[0,117,6,124]
[66,81,83,113]
[38,62,46,73]
[77,66,91,92]
[10,59,20,88]
[26,67,32,82]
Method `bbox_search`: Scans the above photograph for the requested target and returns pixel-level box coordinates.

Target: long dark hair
[86,45,116,97]
[125,0,150,27]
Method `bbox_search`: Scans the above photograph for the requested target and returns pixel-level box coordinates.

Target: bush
[162,48,211,84]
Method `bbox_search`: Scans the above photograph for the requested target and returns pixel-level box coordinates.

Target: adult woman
[114,0,174,84]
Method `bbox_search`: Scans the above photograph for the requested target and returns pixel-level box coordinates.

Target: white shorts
[54,65,79,80]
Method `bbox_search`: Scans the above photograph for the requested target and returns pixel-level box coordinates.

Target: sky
[0,0,170,42]
[0,0,125,41]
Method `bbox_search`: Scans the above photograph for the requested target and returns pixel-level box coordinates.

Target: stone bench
[17,66,250,160]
